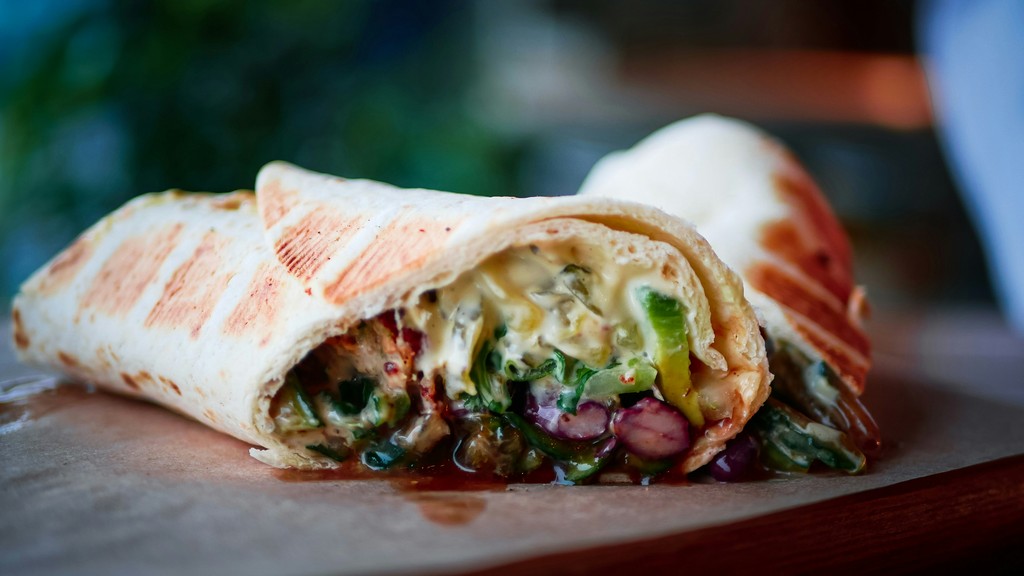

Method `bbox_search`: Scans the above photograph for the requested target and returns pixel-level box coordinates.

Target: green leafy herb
[506,349,571,383]
[470,340,511,413]
[557,364,598,414]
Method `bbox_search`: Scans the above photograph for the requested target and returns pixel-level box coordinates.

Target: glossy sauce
[272,434,703,489]
[0,377,89,434]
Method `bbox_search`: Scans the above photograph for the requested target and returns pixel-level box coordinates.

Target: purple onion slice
[525,392,610,441]
[708,432,759,482]
[611,397,690,460]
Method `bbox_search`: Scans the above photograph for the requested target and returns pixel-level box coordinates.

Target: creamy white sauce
[279,233,731,466]
[404,242,680,401]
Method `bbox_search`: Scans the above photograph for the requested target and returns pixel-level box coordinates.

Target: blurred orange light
[622,50,933,129]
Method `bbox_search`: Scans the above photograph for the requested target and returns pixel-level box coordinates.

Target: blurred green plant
[0,0,523,303]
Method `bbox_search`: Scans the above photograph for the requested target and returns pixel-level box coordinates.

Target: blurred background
[0,0,1013,327]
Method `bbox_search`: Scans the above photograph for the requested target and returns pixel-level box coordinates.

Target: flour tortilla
[579,114,871,395]
[12,162,770,472]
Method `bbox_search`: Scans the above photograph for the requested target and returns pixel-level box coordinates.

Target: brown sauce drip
[405,493,487,526]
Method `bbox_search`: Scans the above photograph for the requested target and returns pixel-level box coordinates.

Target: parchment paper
[2,312,1023,576]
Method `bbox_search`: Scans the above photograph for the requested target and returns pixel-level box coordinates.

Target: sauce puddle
[0,376,90,435]
[274,461,515,526]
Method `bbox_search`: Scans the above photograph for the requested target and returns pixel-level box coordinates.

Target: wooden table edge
[455,454,1024,575]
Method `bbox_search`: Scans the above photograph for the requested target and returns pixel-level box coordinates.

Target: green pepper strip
[636,287,702,427]
[582,358,657,398]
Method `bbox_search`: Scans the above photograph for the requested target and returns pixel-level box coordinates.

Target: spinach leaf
[470,340,511,413]
[557,364,598,414]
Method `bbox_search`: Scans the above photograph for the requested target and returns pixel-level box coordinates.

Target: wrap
[12,161,770,482]
[580,115,880,474]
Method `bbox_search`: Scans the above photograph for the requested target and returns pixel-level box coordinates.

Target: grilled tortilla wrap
[12,161,770,480]
[579,115,880,472]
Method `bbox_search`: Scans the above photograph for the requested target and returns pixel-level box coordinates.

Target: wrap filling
[269,238,733,483]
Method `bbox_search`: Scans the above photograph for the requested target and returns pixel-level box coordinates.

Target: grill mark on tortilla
[771,171,853,303]
[11,308,29,350]
[37,235,93,295]
[791,321,868,395]
[118,371,157,391]
[275,209,360,282]
[145,231,233,338]
[120,372,141,391]
[324,213,451,303]
[57,351,79,368]
[759,219,850,306]
[260,179,299,229]
[203,407,218,422]
[224,262,284,345]
[748,263,869,357]
[159,376,182,395]
[95,348,111,371]
[81,224,184,316]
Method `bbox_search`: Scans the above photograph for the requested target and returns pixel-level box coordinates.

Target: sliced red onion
[611,397,690,460]
[525,394,610,441]
[557,402,611,440]
[708,432,759,482]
